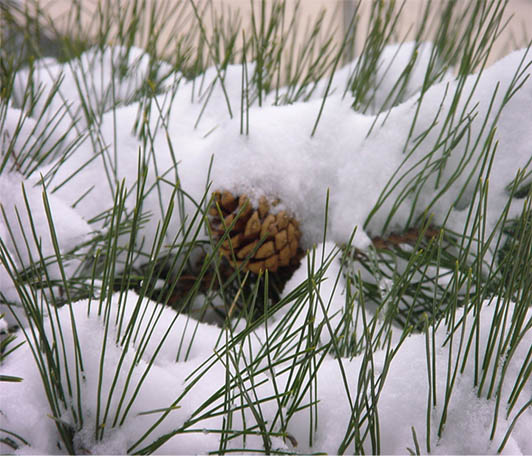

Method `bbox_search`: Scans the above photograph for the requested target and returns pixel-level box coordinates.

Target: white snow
[1,42,531,454]
[1,290,530,454]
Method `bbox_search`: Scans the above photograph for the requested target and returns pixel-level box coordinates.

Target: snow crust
[1,43,531,454]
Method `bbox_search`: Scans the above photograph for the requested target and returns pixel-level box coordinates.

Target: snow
[12,47,173,132]
[0,171,91,273]
[1,42,531,454]
[1,291,530,454]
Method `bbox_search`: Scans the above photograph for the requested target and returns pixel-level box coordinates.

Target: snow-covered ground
[1,42,531,454]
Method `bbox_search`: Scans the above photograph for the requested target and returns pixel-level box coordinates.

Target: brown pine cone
[209,191,303,275]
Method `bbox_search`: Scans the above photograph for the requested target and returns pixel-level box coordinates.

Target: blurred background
[2,1,532,71]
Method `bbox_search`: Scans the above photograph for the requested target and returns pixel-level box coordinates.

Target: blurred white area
[8,0,532,64]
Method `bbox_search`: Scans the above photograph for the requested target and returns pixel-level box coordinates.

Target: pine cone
[209,191,302,274]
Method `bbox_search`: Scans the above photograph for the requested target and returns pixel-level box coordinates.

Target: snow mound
[1,287,530,454]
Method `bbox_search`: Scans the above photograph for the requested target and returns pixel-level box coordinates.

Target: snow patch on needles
[1,291,530,454]
[5,46,531,256]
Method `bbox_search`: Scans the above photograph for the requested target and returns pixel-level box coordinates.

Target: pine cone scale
[274,230,287,250]
[244,211,261,238]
